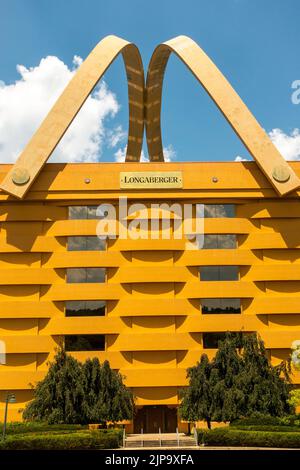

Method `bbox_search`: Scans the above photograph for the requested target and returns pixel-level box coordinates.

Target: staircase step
[125,440,161,447]
[124,438,198,448]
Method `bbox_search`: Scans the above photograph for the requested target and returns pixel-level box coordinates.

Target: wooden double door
[134,405,177,433]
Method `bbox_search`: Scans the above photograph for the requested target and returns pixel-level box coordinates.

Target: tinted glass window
[200,266,239,281]
[203,333,226,349]
[201,298,241,314]
[87,206,107,219]
[218,235,236,249]
[204,204,235,218]
[219,266,239,280]
[203,234,236,249]
[68,236,106,251]
[66,300,106,317]
[68,206,87,220]
[203,234,218,249]
[68,206,107,220]
[65,334,105,351]
[203,332,242,349]
[67,268,106,283]
[200,266,219,281]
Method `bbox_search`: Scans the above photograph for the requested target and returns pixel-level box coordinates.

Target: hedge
[229,425,300,433]
[0,422,86,434]
[231,414,300,428]
[0,430,121,450]
[197,428,300,448]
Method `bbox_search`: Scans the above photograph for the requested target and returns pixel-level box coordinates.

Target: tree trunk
[206,418,211,429]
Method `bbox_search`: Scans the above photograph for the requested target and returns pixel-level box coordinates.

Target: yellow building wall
[0,161,300,423]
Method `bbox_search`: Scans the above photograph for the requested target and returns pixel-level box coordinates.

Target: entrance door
[147,406,162,433]
[134,407,147,433]
[165,407,177,432]
[134,406,177,433]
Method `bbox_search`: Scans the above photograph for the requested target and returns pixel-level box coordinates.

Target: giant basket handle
[145,35,300,196]
[0,35,145,199]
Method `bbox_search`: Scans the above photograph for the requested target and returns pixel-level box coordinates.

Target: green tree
[180,354,214,428]
[82,357,105,424]
[82,358,134,424]
[23,351,134,425]
[180,333,291,428]
[23,349,85,424]
[288,389,300,411]
[211,333,244,423]
[97,360,134,424]
[237,334,291,417]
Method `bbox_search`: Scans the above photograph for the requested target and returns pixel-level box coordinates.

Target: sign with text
[120,171,183,189]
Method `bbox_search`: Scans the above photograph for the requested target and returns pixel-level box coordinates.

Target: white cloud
[107,125,127,148]
[269,128,300,161]
[235,128,300,162]
[72,55,83,67]
[0,55,120,163]
[235,155,250,162]
[163,144,176,162]
[114,144,176,162]
[114,146,128,162]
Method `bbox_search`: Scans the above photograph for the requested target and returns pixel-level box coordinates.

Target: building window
[65,300,106,317]
[65,334,105,351]
[203,234,236,249]
[68,206,107,220]
[203,332,242,349]
[67,236,106,251]
[66,268,106,283]
[204,204,235,218]
[201,298,241,314]
[199,266,239,281]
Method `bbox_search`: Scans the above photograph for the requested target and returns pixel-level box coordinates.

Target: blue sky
[0,0,299,162]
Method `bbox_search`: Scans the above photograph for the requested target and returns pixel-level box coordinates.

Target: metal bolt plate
[11,168,30,185]
[272,165,290,183]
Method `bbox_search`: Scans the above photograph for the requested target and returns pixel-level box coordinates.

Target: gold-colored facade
[1,161,300,430]
[1,34,300,431]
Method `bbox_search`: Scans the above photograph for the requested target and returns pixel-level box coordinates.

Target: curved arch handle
[145,35,300,196]
[1,35,145,198]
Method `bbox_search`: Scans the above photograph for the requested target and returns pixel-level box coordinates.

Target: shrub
[288,389,300,409]
[0,422,86,434]
[0,430,121,450]
[229,425,300,433]
[198,427,300,448]
[231,413,300,428]
[278,415,300,427]
[230,413,282,427]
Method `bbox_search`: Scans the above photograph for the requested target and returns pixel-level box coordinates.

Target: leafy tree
[211,333,244,423]
[82,357,104,423]
[288,389,300,411]
[82,358,134,424]
[236,334,291,417]
[23,351,134,425]
[180,354,214,428]
[180,333,292,427]
[23,349,85,424]
[97,360,134,423]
